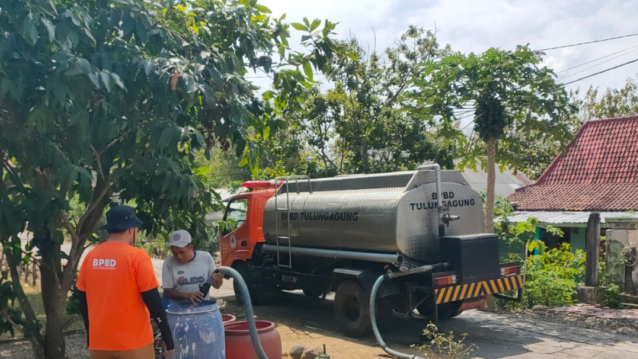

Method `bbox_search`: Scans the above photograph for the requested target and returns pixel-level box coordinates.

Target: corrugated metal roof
[507,211,638,227]
[461,167,533,198]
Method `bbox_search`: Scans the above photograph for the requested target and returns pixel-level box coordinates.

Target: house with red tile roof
[508,116,638,251]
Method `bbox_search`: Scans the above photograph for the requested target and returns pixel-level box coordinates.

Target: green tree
[415,46,575,231]
[0,0,338,357]
[301,27,455,174]
[508,76,638,180]
[578,76,638,121]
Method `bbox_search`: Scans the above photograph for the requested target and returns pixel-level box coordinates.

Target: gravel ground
[0,334,89,359]
[510,305,638,335]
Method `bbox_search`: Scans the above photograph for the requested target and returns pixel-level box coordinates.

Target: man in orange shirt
[76,205,174,359]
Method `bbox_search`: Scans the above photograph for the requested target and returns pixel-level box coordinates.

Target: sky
[252,0,638,97]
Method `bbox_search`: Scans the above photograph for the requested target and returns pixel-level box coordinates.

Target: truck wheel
[334,280,393,337]
[335,280,370,337]
[417,301,462,320]
[232,261,260,305]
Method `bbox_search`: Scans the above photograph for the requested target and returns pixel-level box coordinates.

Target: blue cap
[102,205,143,232]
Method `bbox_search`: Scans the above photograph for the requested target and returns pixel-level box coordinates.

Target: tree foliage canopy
[0,0,339,356]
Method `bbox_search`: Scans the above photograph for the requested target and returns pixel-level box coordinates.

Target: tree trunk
[484,137,497,233]
[4,249,45,359]
[585,213,601,287]
[40,252,67,359]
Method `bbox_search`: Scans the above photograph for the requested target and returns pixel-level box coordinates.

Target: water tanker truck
[220,165,523,337]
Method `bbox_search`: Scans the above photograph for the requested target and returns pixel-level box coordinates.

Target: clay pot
[222,314,237,324]
[225,320,282,359]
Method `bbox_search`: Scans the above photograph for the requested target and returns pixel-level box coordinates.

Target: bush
[601,284,623,309]
[497,243,586,310]
[413,322,477,359]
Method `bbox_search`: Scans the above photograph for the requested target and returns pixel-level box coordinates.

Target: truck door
[220,197,251,266]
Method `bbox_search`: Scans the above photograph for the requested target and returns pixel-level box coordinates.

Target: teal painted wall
[570,228,586,252]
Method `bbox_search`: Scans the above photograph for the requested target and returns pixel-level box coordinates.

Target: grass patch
[1,284,84,341]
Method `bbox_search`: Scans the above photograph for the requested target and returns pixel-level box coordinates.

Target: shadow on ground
[217,289,638,359]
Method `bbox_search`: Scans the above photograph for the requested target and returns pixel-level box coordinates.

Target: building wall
[606,229,638,292]
[570,227,586,252]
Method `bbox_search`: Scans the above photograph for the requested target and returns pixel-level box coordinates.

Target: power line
[563,57,638,85]
[539,32,638,51]
[557,44,638,74]
[559,46,638,81]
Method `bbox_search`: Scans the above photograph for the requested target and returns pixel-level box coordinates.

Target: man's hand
[163,342,174,356]
[212,272,224,289]
[183,291,204,304]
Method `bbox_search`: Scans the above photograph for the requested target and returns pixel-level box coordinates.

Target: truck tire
[232,261,261,305]
[334,280,393,338]
[417,301,462,320]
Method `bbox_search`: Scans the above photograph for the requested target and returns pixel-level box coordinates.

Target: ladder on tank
[274,175,313,269]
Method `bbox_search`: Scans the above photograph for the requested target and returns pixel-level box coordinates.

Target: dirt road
[7,240,638,358]
[218,285,638,359]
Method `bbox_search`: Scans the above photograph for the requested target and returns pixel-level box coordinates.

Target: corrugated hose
[370,263,447,359]
[215,266,270,359]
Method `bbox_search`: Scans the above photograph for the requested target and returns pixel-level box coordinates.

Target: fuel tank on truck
[262,170,485,264]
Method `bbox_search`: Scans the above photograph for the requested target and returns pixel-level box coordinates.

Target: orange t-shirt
[76,241,159,351]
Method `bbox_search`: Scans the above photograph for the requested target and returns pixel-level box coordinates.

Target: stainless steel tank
[262,170,485,263]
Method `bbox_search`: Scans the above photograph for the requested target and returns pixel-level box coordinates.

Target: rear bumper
[434,274,524,305]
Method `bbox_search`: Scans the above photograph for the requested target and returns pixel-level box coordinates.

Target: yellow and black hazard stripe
[435,275,523,305]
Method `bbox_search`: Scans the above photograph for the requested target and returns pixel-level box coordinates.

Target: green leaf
[291,23,307,31]
[88,73,100,89]
[160,126,174,146]
[303,61,313,82]
[235,137,247,157]
[41,18,56,42]
[111,73,125,90]
[84,27,96,44]
[24,13,38,44]
[310,19,321,32]
[27,106,47,135]
[53,79,67,104]
[301,34,312,42]
[100,71,112,92]
[238,157,248,167]
[0,79,10,99]
[185,76,197,93]
[77,58,91,74]
[347,52,359,61]
[255,4,271,13]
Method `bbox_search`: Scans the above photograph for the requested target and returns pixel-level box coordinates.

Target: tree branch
[1,160,25,189]
[90,145,104,179]
[0,308,24,334]
[76,178,111,237]
[60,211,81,247]
[99,129,133,155]
[4,250,45,346]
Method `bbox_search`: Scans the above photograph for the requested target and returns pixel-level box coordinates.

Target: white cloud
[257,0,638,94]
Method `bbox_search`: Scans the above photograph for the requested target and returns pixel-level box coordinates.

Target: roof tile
[509,116,638,211]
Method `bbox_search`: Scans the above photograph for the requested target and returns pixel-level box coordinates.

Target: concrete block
[577,286,604,305]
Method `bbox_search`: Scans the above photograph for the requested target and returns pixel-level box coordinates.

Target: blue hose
[370,275,425,359]
[370,264,448,359]
[216,266,270,359]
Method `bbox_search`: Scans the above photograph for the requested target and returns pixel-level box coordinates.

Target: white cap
[168,230,192,248]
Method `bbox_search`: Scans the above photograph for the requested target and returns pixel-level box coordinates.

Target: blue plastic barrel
[166,300,225,359]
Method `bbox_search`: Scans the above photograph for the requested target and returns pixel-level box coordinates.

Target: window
[223,198,248,234]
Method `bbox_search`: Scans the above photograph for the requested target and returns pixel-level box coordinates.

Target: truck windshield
[224,198,248,232]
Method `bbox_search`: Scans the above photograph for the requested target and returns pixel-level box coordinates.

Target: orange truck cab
[219,172,523,338]
[220,181,274,269]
